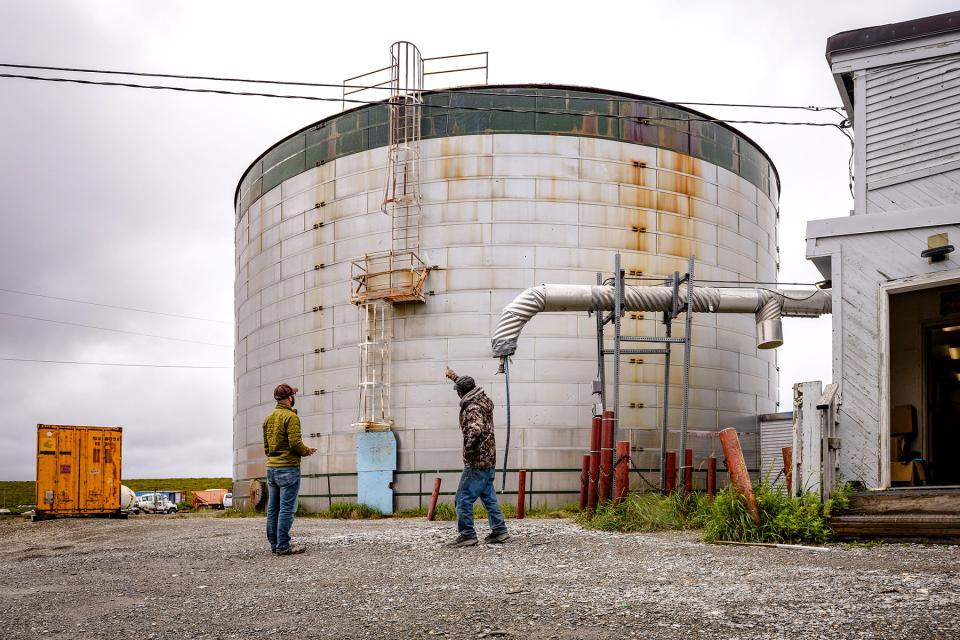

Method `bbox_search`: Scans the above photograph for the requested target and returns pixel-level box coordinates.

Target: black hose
[501,356,511,493]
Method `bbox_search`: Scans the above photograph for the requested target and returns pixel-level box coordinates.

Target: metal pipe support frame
[491,283,831,358]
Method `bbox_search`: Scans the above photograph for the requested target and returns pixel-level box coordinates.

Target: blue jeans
[266,466,301,551]
[455,467,507,539]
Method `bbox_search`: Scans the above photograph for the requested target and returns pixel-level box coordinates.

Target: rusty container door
[79,428,122,512]
[35,425,122,516]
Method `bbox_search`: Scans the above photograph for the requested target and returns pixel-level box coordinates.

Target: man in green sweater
[263,383,316,555]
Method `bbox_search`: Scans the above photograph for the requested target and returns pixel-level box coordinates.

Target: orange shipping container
[35,424,123,520]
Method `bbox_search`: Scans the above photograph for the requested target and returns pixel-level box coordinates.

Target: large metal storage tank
[233,85,780,509]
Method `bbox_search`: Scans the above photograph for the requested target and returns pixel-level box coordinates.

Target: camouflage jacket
[459,387,496,469]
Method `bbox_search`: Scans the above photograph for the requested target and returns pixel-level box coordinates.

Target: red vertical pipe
[683,448,693,494]
[707,456,717,496]
[614,441,630,503]
[782,446,793,495]
[665,451,677,494]
[599,411,614,503]
[579,454,590,511]
[517,469,527,519]
[588,417,601,510]
[426,477,442,521]
[719,427,759,524]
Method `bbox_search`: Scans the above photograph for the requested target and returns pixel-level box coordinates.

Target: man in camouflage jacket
[445,367,510,547]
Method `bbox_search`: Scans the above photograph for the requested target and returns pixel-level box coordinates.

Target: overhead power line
[0,71,849,129]
[0,286,231,324]
[0,62,845,113]
[0,311,232,347]
[0,356,230,369]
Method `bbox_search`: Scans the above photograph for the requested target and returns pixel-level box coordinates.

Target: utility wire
[0,311,232,347]
[0,356,230,369]
[0,62,845,112]
[0,72,849,129]
[0,286,231,324]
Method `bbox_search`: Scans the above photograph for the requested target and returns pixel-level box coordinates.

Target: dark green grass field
[0,478,232,508]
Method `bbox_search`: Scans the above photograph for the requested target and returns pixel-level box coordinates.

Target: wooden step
[850,488,960,515]
[831,514,960,539]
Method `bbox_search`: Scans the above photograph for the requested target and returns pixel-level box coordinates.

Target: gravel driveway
[1,514,958,639]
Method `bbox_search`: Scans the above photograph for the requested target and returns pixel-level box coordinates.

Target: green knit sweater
[262,403,311,467]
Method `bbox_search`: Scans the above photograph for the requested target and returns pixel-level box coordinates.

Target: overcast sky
[0,1,952,480]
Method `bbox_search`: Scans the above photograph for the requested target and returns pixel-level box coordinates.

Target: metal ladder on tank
[345,44,489,432]
[595,254,694,494]
[352,42,426,431]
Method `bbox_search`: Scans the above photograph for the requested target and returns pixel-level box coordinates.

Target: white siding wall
[863,54,960,213]
[808,224,960,487]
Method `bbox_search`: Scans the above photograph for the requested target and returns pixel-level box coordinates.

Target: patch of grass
[218,508,262,518]
[431,502,457,521]
[577,491,711,533]
[526,503,581,519]
[0,481,36,509]
[324,502,383,519]
[703,482,833,545]
[825,481,855,517]
[393,506,429,518]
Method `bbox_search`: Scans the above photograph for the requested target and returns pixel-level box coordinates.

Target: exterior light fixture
[922,233,954,263]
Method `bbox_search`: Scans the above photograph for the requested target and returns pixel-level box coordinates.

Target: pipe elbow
[755,296,783,349]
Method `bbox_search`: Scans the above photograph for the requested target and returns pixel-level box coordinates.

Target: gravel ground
[1,513,959,639]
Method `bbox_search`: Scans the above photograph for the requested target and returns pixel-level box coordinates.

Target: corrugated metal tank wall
[233,86,780,509]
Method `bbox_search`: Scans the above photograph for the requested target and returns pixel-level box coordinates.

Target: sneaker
[445,535,478,548]
[483,530,511,544]
[274,545,306,556]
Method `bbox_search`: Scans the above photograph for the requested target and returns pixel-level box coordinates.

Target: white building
[807,11,960,491]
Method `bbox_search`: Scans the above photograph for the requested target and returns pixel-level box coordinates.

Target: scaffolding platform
[350,250,428,305]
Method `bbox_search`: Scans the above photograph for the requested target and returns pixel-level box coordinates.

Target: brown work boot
[274,545,306,556]
[483,530,511,544]
[445,535,478,548]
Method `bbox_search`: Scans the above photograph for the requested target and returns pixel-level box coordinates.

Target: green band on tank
[236,85,779,220]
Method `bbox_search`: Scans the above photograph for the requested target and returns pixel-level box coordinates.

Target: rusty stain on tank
[656,192,690,217]
[657,234,693,258]
[659,172,706,201]
[625,209,656,230]
[578,113,599,137]
[539,176,559,201]
[621,187,655,209]
[659,149,703,178]
[632,227,655,253]
[657,212,693,238]
[630,161,648,187]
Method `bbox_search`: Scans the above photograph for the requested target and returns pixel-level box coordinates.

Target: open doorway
[889,284,960,487]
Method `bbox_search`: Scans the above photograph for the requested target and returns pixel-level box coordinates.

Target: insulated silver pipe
[491,284,831,357]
